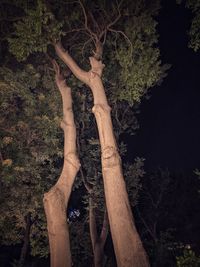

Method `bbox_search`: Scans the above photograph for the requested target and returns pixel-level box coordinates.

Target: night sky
[128,0,200,173]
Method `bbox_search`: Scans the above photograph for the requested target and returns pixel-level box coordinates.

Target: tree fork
[43,60,80,267]
[55,42,150,267]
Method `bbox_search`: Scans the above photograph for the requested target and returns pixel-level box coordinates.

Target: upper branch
[99,0,122,40]
[55,42,90,85]
[106,0,122,30]
[78,0,98,42]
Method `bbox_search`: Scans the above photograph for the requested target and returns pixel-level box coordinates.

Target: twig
[78,0,98,42]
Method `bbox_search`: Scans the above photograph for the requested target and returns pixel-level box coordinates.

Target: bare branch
[80,167,93,193]
[89,10,101,35]
[81,37,93,58]
[106,0,122,30]
[89,197,98,250]
[108,27,133,55]
[78,0,98,42]
[136,207,157,243]
[100,209,109,247]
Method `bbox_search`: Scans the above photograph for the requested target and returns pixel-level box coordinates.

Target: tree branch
[89,197,98,251]
[106,0,122,30]
[99,0,123,40]
[100,209,109,247]
[78,0,98,41]
[80,167,93,193]
[107,27,133,55]
[54,41,90,85]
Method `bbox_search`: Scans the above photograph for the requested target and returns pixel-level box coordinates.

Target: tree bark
[55,43,150,267]
[43,61,80,267]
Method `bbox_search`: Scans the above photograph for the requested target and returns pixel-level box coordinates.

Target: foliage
[136,169,176,266]
[6,0,168,104]
[7,1,64,61]
[177,0,200,51]
[176,247,200,267]
[186,0,200,51]
[0,64,63,257]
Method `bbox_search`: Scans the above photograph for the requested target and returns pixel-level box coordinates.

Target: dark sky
[127,0,200,173]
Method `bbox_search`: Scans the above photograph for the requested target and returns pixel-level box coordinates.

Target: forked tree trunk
[55,43,150,267]
[43,60,80,267]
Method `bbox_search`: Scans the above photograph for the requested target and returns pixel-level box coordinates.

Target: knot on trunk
[92,104,111,114]
[65,152,81,170]
[60,119,73,130]
[102,146,121,168]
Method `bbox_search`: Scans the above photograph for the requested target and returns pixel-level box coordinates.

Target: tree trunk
[55,43,150,267]
[89,59,149,267]
[89,197,108,267]
[19,213,31,267]
[43,61,80,267]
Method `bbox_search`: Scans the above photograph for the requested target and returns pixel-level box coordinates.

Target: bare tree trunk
[43,60,80,267]
[19,213,31,267]
[81,168,108,267]
[89,197,108,267]
[55,43,150,267]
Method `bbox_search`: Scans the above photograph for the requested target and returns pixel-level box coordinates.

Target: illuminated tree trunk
[55,43,150,267]
[43,60,80,267]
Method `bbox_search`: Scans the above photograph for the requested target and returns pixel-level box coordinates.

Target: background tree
[136,168,200,267]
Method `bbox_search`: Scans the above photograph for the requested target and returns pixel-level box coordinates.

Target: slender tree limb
[105,1,122,31]
[89,197,98,251]
[100,209,109,247]
[80,167,92,193]
[78,0,98,41]
[136,207,157,243]
[55,42,90,85]
[99,0,123,40]
[107,27,133,55]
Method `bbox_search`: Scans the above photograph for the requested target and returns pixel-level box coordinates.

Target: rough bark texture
[43,61,80,267]
[55,43,150,267]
